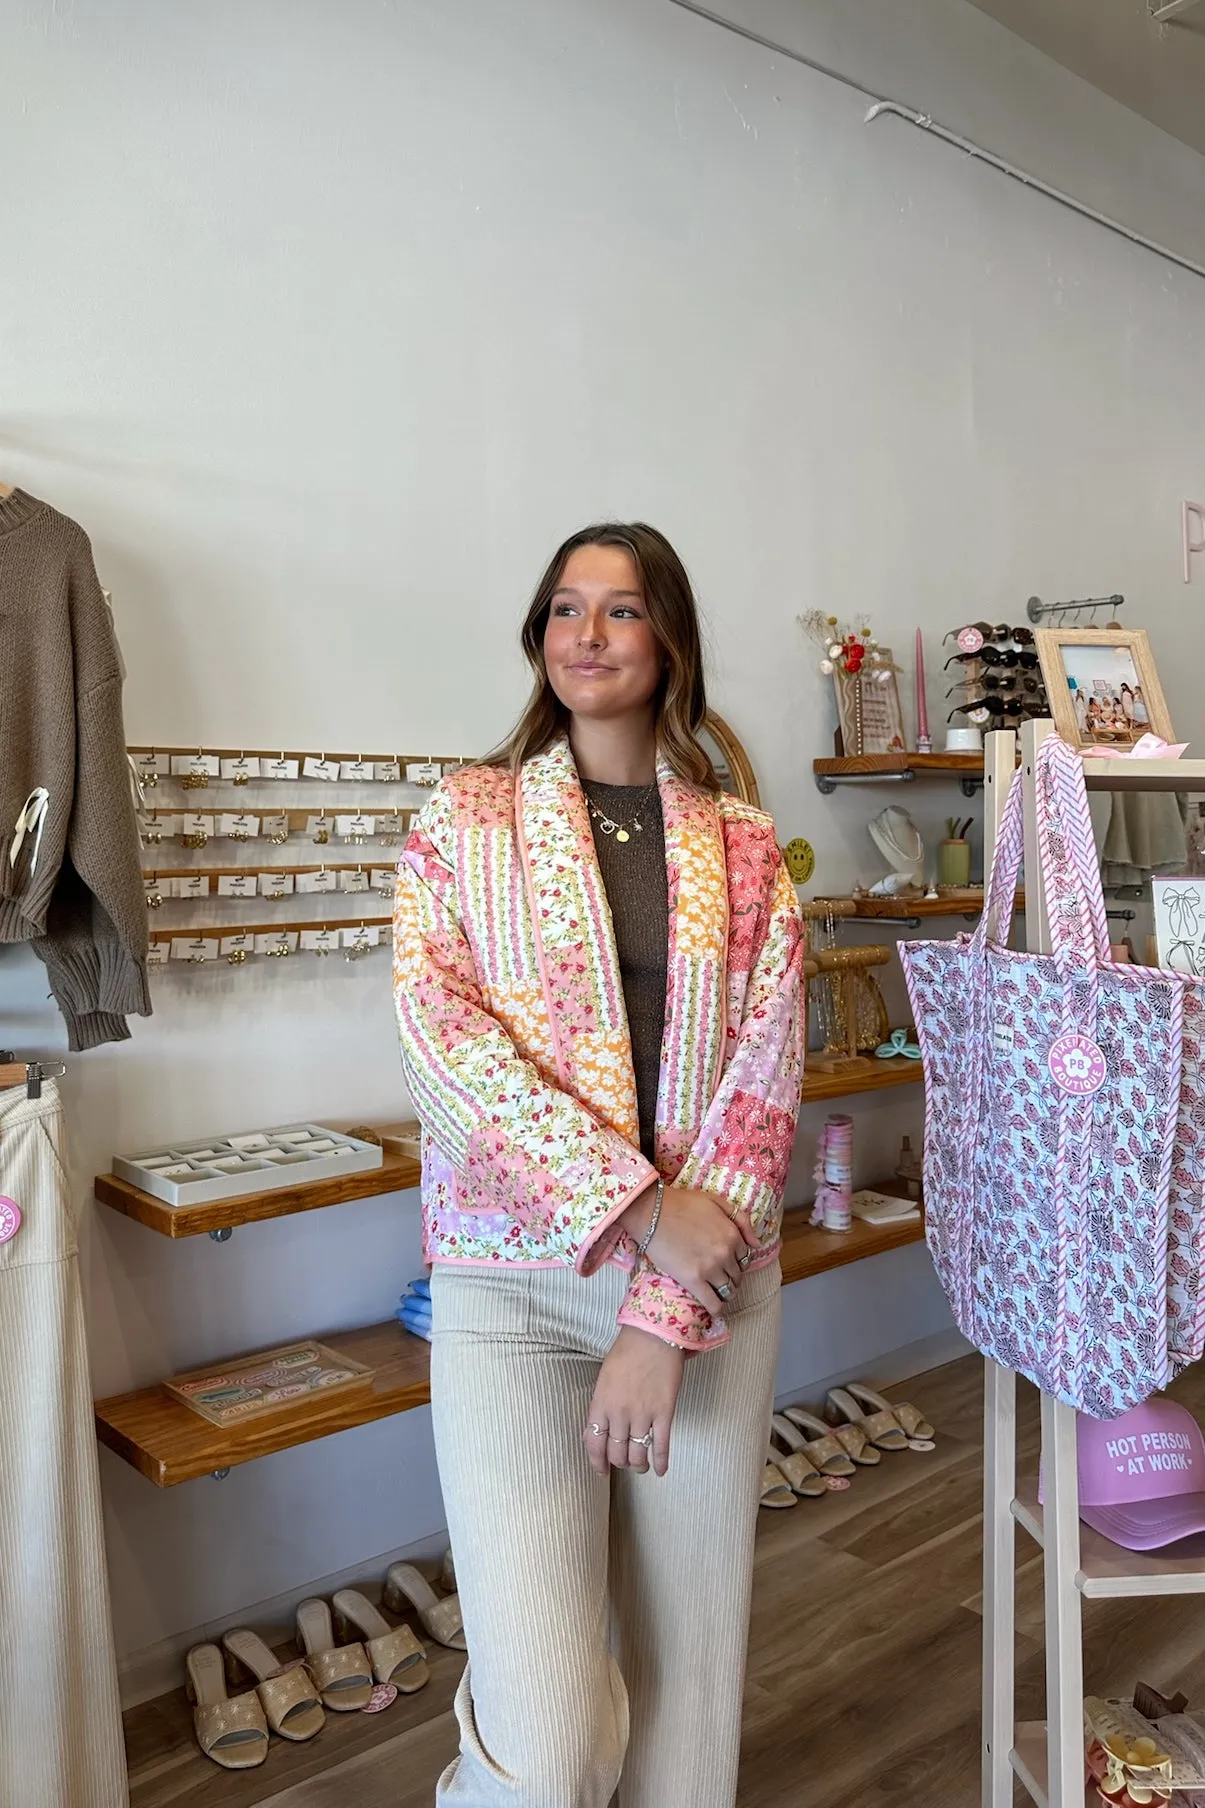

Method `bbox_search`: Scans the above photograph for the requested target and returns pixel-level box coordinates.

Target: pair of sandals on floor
[761,1384,935,1508]
[188,1553,463,1770]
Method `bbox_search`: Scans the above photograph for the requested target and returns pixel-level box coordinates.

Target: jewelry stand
[806,944,892,1073]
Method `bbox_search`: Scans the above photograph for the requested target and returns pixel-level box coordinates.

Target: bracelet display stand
[980,721,1205,1808]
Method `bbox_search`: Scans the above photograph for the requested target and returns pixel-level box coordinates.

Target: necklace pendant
[615,828,630,843]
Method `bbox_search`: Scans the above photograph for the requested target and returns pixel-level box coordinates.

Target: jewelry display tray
[111,1124,383,1206]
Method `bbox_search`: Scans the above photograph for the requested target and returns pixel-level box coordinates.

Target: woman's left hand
[584,1326,685,1478]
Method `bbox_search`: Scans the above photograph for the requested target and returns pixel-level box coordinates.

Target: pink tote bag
[901,735,1189,1418]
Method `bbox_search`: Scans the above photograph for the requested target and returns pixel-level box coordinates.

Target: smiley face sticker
[783,838,815,885]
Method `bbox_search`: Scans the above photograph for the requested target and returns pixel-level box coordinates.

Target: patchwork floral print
[394,740,805,1350]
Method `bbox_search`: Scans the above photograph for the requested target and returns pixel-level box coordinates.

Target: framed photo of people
[1034,627,1172,752]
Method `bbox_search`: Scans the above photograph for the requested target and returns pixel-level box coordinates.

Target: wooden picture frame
[1034,627,1172,752]
[833,652,906,757]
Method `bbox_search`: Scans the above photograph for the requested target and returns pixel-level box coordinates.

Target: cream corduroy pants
[0,1080,127,1808]
[429,1257,781,1808]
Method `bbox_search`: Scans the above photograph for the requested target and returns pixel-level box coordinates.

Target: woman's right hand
[623,1184,759,1316]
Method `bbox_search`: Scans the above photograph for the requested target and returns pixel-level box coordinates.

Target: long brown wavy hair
[488,522,720,791]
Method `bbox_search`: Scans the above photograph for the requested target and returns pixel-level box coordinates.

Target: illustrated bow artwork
[875,1027,921,1061]
[1165,887,1202,942]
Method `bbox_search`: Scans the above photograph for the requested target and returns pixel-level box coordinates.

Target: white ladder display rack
[981,720,1205,1808]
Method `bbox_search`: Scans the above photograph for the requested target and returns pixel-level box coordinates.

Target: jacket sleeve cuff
[59,1008,132,1052]
[616,1271,730,1352]
[574,1160,659,1278]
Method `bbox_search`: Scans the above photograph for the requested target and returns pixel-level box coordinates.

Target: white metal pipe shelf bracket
[1150,0,1203,20]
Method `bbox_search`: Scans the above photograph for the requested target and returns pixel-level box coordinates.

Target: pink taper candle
[915,627,931,753]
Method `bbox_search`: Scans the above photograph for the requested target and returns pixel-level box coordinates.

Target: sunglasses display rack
[943,623,1049,734]
[130,743,470,970]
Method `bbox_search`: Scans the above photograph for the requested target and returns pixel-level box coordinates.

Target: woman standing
[394,522,805,1808]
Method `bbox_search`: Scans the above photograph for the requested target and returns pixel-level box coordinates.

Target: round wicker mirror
[702,711,760,806]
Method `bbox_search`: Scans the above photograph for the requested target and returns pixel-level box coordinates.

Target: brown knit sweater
[582,779,669,1162]
[0,489,149,1050]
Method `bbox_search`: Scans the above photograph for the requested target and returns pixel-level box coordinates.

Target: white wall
[3,0,1204,1684]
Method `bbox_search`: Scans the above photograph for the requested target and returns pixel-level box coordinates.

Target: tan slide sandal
[768,1415,829,1497]
[845,1381,935,1443]
[759,1457,797,1509]
[332,1589,429,1693]
[295,1598,374,1712]
[783,1403,881,1468]
[383,1561,467,1650]
[825,1386,908,1452]
[221,1627,325,1742]
[777,1406,856,1477]
[186,1643,269,1770]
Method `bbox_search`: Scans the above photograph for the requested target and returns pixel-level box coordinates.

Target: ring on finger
[629,1430,654,1449]
[738,1250,753,1269]
[608,1436,628,1446]
[715,1281,734,1301]
[588,1422,604,1436]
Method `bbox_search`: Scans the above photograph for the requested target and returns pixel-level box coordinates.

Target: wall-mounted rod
[666,0,1205,286]
[1149,0,1203,21]
[1026,593,1125,624]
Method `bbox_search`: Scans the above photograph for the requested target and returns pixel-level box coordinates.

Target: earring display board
[129,741,468,968]
[113,1124,382,1206]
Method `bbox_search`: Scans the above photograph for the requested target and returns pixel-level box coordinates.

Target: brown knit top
[581,779,669,1163]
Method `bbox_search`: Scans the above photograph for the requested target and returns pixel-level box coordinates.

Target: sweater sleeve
[33,548,149,1050]
[394,789,658,1270]
[617,855,806,1352]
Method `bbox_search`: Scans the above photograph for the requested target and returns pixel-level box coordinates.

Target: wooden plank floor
[125,1351,1205,1806]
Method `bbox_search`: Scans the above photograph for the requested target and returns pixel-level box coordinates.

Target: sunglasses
[945,647,1040,670]
[949,696,1027,720]
[945,622,1036,646]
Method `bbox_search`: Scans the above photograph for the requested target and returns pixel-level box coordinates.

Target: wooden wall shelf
[95,1321,432,1486]
[801,1055,923,1103]
[95,1195,925,1486]
[813,751,987,796]
[814,891,1024,921]
[95,1147,422,1238]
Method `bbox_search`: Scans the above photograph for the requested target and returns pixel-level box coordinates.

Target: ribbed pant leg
[609,1264,782,1808]
[0,1083,127,1808]
[430,1264,628,1808]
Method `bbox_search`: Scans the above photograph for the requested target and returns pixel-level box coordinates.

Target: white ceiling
[964,0,1205,157]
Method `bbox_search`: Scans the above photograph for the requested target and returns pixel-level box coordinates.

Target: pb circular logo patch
[0,1197,21,1246]
[1048,1033,1107,1096]
[957,626,985,654]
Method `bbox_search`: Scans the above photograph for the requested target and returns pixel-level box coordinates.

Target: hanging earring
[227,947,248,965]
[145,811,163,846]
[232,751,250,787]
[182,748,210,790]
[313,814,329,846]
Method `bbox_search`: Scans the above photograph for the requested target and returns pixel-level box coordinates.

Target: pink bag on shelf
[901,734,1192,1418]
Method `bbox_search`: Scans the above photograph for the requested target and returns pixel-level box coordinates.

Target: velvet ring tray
[111,1123,383,1207]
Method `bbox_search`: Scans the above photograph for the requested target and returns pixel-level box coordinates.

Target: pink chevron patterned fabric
[901,735,1189,1418]
[393,738,806,1353]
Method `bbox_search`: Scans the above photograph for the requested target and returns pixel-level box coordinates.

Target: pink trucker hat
[1066,1397,1205,1551]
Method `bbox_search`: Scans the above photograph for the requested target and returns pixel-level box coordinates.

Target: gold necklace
[584,780,657,844]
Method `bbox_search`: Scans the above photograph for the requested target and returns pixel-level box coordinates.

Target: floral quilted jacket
[392,736,805,1351]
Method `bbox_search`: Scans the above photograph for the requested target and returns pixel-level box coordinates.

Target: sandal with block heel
[777,1406,856,1477]
[332,1589,429,1693]
[783,1403,880,1467]
[295,1598,374,1712]
[383,1561,467,1650]
[221,1627,325,1742]
[759,1457,797,1509]
[844,1380,935,1444]
[768,1415,830,1497]
[186,1643,269,1770]
[825,1386,909,1452]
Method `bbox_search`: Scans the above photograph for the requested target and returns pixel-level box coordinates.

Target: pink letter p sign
[0,1196,21,1245]
[1048,1033,1107,1097]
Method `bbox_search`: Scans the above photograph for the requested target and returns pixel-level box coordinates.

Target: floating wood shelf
[801,1055,923,1103]
[813,751,988,796]
[813,891,1025,921]
[95,1194,925,1485]
[95,1147,421,1238]
[95,1320,433,1486]
[1081,757,1205,792]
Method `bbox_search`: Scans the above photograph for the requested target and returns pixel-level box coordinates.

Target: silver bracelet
[635,1179,664,1261]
